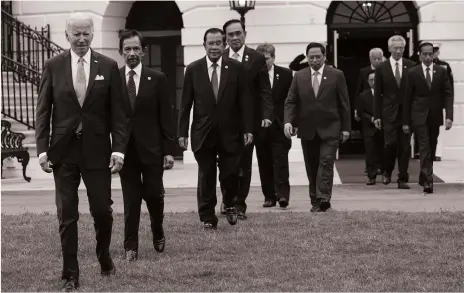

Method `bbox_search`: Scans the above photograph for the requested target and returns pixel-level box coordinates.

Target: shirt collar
[371,64,376,70]
[268,64,274,75]
[229,45,246,60]
[125,62,142,77]
[311,63,325,76]
[70,48,91,65]
[390,56,403,67]
[421,62,432,72]
[206,56,222,69]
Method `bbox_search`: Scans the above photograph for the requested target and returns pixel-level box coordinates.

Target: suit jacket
[271,65,293,128]
[403,64,453,126]
[284,66,351,141]
[355,65,374,99]
[357,89,378,137]
[120,65,176,164]
[374,58,416,126]
[36,49,126,169]
[178,57,253,153]
[224,46,273,132]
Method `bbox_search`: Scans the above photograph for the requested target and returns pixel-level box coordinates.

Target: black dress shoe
[262,200,276,208]
[237,211,247,220]
[101,259,116,277]
[320,201,331,212]
[225,207,238,225]
[310,205,322,212]
[62,277,79,292]
[220,203,226,215]
[377,169,383,175]
[382,175,391,185]
[203,222,218,230]
[423,182,433,194]
[278,198,289,208]
[125,250,137,261]
[154,236,165,253]
[366,178,376,185]
[397,181,410,189]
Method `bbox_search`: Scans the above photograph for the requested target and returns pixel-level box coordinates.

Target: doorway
[326,1,419,157]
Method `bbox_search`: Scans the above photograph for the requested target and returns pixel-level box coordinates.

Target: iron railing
[1,9,64,73]
[1,55,41,129]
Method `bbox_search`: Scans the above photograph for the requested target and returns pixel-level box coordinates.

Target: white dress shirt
[268,64,274,88]
[125,62,142,96]
[206,56,222,82]
[70,48,91,89]
[229,45,245,62]
[310,63,325,85]
[421,63,433,83]
[389,56,403,78]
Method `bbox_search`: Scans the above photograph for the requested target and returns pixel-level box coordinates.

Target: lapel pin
[323,76,327,80]
[433,70,436,73]
[225,65,228,69]
[276,73,279,79]
[245,55,249,61]
[148,77,151,80]
[404,65,407,68]
[94,60,98,63]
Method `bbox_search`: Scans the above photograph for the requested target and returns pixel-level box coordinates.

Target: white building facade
[12,0,464,161]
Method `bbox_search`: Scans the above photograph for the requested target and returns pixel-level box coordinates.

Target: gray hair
[66,12,94,32]
[256,43,276,58]
[388,35,406,48]
[369,47,383,56]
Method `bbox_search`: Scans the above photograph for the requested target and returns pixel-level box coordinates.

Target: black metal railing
[1,55,41,129]
[1,9,64,73]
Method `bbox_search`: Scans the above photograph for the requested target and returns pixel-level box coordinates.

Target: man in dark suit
[35,13,125,291]
[117,29,175,261]
[220,19,273,220]
[373,35,415,189]
[255,43,293,208]
[403,42,453,194]
[178,28,253,230]
[357,69,384,185]
[284,42,351,212]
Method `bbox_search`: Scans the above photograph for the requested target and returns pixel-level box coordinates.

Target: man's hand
[284,123,297,139]
[354,110,361,122]
[341,131,350,143]
[261,119,272,128]
[39,154,53,173]
[445,119,453,130]
[163,155,174,169]
[178,137,188,150]
[402,125,411,134]
[244,133,253,146]
[109,155,124,174]
[374,119,382,130]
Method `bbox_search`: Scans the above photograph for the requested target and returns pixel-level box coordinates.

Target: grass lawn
[2,211,464,292]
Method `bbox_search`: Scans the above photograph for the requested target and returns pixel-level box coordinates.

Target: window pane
[150,45,161,66]
[176,45,184,65]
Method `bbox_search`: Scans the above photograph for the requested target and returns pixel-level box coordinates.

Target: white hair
[369,47,384,56]
[388,35,406,48]
[66,12,94,32]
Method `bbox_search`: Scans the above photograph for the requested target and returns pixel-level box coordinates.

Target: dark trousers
[364,130,384,179]
[383,124,411,182]
[301,135,339,206]
[415,121,440,184]
[256,123,291,202]
[119,140,165,252]
[52,135,113,279]
[233,139,255,213]
[195,129,241,224]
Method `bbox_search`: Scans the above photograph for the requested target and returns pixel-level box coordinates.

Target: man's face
[368,72,375,89]
[263,52,275,71]
[65,19,93,57]
[307,47,326,71]
[433,48,440,61]
[369,52,383,68]
[389,40,405,61]
[121,36,144,69]
[225,22,246,52]
[420,45,434,67]
[203,32,225,62]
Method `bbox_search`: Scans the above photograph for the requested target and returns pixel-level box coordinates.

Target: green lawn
[2,211,464,292]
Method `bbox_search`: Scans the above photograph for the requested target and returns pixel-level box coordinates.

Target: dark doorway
[126,1,184,159]
[326,1,419,157]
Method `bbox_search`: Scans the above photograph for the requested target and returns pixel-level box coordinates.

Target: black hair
[306,42,326,55]
[118,29,145,53]
[203,28,226,43]
[418,41,434,52]
[367,69,376,79]
[222,19,245,34]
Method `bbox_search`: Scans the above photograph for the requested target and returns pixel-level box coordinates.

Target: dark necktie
[426,67,432,89]
[127,70,136,110]
[211,63,219,100]
[395,62,401,87]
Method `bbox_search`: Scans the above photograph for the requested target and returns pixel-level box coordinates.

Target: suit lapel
[119,68,133,115]
[242,46,252,70]
[272,66,278,100]
[430,65,438,91]
[63,50,81,108]
[217,59,229,103]
[201,58,217,103]
[82,50,100,109]
[302,68,316,100]
[316,66,329,98]
[385,61,398,88]
[135,66,150,112]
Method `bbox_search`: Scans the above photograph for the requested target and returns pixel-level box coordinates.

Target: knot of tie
[232,52,239,60]
[212,62,218,69]
[426,67,430,71]
[129,70,136,77]
[395,62,399,67]
[313,71,319,76]
[78,57,85,64]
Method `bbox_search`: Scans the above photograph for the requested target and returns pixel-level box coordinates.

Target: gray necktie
[232,52,240,62]
[211,63,219,100]
[395,62,401,87]
[313,71,320,97]
[75,57,86,133]
[426,67,432,89]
